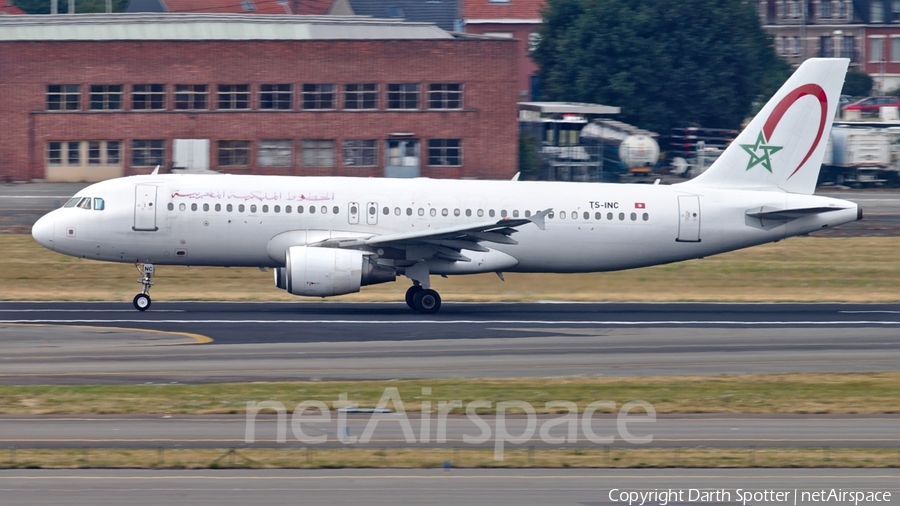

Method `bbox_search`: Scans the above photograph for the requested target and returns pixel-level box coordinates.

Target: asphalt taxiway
[2,302,900,383]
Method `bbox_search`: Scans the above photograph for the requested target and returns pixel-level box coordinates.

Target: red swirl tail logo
[741,84,828,179]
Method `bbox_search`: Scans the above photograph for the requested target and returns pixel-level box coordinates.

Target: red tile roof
[463,0,544,20]
[291,0,333,15]
[161,0,295,14]
[0,1,25,15]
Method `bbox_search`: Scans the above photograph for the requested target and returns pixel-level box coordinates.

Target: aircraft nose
[31,213,55,251]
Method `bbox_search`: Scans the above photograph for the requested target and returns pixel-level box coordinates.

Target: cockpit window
[76,197,92,210]
[63,197,80,208]
[93,198,105,211]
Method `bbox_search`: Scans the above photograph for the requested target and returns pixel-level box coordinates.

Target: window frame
[217,140,251,167]
[427,83,463,110]
[302,84,336,110]
[344,83,378,110]
[387,83,420,110]
[260,84,293,110]
[132,84,166,110]
[427,139,462,167]
[257,139,294,167]
[174,84,209,110]
[217,84,250,110]
[301,139,335,167]
[89,85,123,111]
[343,139,378,167]
[47,84,81,111]
[131,139,165,167]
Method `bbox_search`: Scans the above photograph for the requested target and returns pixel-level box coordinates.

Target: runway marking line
[0,323,212,345]
[5,319,900,326]
[0,473,897,481]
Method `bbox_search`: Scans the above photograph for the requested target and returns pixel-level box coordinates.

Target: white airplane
[32,58,859,313]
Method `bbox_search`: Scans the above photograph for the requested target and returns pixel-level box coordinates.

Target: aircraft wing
[311,209,551,263]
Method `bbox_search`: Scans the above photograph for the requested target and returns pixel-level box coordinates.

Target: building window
[820,0,832,18]
[302,84,336,109]
[344,83,378,110]
[258,139,293,167]
[843,35,855,60]
[894,0,900,20]
[302,140,335,167]
[174,84,208,110]
[873,1,885,22]
[89,85,122,110]
[47,142,63,166]
[343,140,377,166]
[218,141,250,166]
[241,0,256,11]
[528,32,542,52]
[107,141,121,165]
[49,141,120,167]
[870,37,886,62]
[483,32,513,38]
[891,37,900,62]
[132,84,166,110]
[820,36,834,57]
[428,84,462,109]
[132,140,165,167]
[47,85,80,111]
[387,83,419,109]
[260,84,292,110]
[837,0,846,18]
[217,85,250,110]
[791,36,800,55]
[427,139,461,166]
[790,0,800,18]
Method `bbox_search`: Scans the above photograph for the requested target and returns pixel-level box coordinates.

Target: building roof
[518,102,620,115]
[463,0,543,22]
[0,1,25,15]
[0,13,454,40]
[346,0,459,32]
[127,0,334,15]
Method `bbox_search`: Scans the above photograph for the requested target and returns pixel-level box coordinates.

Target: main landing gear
[405,284,441,314]
[133,263,154,311]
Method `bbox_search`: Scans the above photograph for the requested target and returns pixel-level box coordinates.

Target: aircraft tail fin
[684,58,849,195]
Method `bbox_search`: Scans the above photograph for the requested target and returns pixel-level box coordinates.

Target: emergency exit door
[133,184,158,232]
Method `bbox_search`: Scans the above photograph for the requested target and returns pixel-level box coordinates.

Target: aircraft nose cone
[31,214,55,251]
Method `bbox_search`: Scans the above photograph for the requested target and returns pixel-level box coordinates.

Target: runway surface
[0,469,896,506]
[2,301,900,383]
[1,413,897,449]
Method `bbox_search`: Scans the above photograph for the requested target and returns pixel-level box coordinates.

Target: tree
[531,0,789,134]
[843,71,873,97]
[13,0,128,14]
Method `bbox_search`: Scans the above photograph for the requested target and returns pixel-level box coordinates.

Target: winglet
[511,172,521,181]
[151,165,160,175]
[529,208,552,231]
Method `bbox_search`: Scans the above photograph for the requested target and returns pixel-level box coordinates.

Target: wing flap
[745,206,849,221]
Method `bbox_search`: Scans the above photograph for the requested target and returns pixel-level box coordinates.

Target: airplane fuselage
[34,174,859,274]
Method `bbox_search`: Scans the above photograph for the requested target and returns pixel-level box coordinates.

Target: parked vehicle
[842,96,900,113]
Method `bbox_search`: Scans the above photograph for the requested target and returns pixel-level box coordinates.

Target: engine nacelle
[279,246,395,297]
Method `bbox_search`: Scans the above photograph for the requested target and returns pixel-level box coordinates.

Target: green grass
[3,374,899,415]
[2,447,898,469]
[4,235,900,302]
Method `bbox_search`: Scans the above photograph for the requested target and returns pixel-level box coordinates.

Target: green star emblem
[740,132,783,173]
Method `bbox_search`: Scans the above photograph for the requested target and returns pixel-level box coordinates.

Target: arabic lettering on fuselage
[170,190,334,202]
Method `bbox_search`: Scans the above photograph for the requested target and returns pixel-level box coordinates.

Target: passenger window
[383,207,389,215]
[595,212,601,220]
[93,198,105,211]
[642,212,649,221]
[203,203,209,212]
[298,205,304,214]
[583,211,589,220]
[250,204,257,213]
[239,204,245,212]
[454,209,460,217]
[227,204,233,212]
[442,208,448,217]
[513,210,519,218]
[548,211,555,219]
[418,208,424,216]
[607,212,613,220]
[489,209,495,218]
[321,206,327,214]
[167,203,174,211]
[525,210,531,217]
[285,205,291,213]
[191,203,198,212]
[394,207,401,216]
[309,206,315,214]
[215,203,221,212]
[333,206,339,214]
[179,203,186,211]
[369,206,376,215]
[560,211,566,219]
[262,205,269,213]
[477,209,484,217]
[501,210,507,218]
[274,205,280,213]
[406,208,413,216]
[64,198,79,208]
[351,205,358,214]
[630,212,637,221]
[619,212,625,221]
[430,208,436,217]
[466,209,472,217]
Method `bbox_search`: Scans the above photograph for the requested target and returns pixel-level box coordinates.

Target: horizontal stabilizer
[745,206,849,221]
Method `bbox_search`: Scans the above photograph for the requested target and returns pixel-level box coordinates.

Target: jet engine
[275,246,395,297]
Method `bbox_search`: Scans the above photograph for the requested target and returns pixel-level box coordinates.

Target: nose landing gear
[133,263,154,311]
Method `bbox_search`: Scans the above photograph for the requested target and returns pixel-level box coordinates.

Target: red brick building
[0,14,518,182]
[463,0,543,100]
